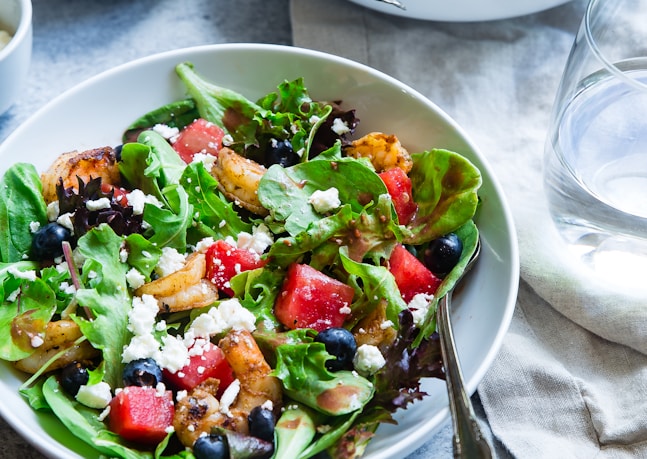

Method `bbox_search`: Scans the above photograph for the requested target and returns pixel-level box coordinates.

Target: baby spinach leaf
[122,99,198,143]
[124,233,162,281]
[405,149,481,245]
[0,163,47,263]
[42,376,155,459]
[145,185,192,252]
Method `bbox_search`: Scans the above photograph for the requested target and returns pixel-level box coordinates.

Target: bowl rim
[0,42,520,458]
[0,0,32,61]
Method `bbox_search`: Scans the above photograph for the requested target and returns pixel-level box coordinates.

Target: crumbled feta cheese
[97,405,111,421]
[219,379,241,417]
[339,304,351,315]
[122,333,160,363]
[353,344,386,375]
[85,197,111,211]
[30,335,44,348]
[191,153,217,172]
[158,334,190,373]
[126,189,163,216]
[155,247,186,277]
[407,293,434,326]
[6,289,19,302]
[47,201,60,221]
[195,237,215,253]
[8,266,37,281]
[380,320,394,330]
[59,281,77,295]
[261,400,274,411]
[153,123,180,139]
[128,294,159,336]
[308,188,341,214]
[190,307,227,338]
[236,223,273,255]
[75,382,112,409]
[218,298,256,332]
[126,268,146,290]
[56,212,75,234]
[176,390,188,402]
[309,115,321,124]
[29,221,41,234]
[331,118,351,135]
[222,134,234,146]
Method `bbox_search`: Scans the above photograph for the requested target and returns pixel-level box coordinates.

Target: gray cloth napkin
[290,1,647,457]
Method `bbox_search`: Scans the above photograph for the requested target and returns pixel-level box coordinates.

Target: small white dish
[0,43,519,458]
[348,0,572,21]
[0,0,32,116]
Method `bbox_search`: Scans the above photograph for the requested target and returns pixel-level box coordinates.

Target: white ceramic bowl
[0,44,519,458]
[0,0,32,115]
[348,0,572,21]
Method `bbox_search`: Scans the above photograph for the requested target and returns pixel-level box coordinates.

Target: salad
[0,62,481,459]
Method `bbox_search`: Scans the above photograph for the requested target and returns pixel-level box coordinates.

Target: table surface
[0,1,475,458]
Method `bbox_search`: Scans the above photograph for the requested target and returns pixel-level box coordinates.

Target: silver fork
[437,240,493,458]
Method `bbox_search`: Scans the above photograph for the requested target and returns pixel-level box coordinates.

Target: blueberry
[248,406,275,443]
[122,358,163,387]
[314,327,357,372]
[423,233,463,277]
[263,139,299,168]
[31,222,72,260]
[193,434,229,459]
[59,362,90,396]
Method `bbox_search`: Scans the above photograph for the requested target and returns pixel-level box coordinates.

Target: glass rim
[585,0,647,92]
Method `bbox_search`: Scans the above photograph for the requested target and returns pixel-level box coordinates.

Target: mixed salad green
[0,62,481,459]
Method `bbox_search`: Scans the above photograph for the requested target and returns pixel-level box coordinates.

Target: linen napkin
[290,1,647,457]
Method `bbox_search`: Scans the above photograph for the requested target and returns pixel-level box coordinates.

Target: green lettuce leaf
[273,342,374,416]
[405,149,481,245]
[73,225,131,389]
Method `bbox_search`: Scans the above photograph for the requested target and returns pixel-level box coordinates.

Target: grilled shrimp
[172,329,282,447]
[173,378,225,447]
[135,253,218,313]
[211,147,268,216]
[219,329,282,420]
[40,146,121,203]
[13,320,99,374]
[345,132,413,174]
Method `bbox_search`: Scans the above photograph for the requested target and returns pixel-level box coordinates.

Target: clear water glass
[543,0,647,286]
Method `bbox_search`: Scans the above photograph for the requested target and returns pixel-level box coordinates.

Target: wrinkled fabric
[291,0,647,457]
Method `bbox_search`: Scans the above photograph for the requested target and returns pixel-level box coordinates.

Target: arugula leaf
[124,233,162,281]
[73,225,131,389]
[273,342,374,416]
[180,161,252,242]
[0,163,47,262]
[137,130,187,188]
[405,149,481,245]
[145,185,193,252]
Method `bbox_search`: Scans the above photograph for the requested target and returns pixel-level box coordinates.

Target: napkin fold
[290,1,647,457]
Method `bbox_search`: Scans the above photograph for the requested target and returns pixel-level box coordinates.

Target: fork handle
[437,293,493,459]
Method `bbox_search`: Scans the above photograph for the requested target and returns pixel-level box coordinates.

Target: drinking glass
[543,0,647,284]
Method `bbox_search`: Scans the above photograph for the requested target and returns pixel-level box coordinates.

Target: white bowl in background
[0,0,32,116]
[348,0,572,21]
[0,44,518,458]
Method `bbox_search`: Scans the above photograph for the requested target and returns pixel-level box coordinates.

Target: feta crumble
[331,118,351,135]
[155,247,186,277]
[76,382,112,409]
[85,197,112,211]
[353,344,386,375]
[308,188,341,214]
